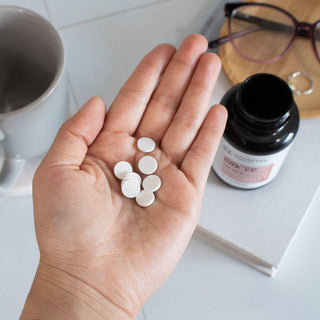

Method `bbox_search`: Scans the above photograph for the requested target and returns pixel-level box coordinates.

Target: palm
[33,35,227,313]
[90,129,198,221]
[77,128,197,277]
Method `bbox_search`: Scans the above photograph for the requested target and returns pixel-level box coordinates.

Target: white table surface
[1,0,320,319]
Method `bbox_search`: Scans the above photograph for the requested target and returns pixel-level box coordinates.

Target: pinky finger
[180,105,228,192]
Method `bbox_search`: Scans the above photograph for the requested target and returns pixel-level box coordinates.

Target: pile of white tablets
[113,137,161,207]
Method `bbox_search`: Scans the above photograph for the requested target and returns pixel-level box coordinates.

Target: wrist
[21,261,139,320]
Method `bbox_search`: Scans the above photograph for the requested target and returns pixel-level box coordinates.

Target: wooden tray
[219,0,320,118]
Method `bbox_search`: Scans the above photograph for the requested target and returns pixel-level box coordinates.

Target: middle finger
[135,34,208,143]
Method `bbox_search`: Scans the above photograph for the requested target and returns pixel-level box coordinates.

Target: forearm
[20,262,137,320]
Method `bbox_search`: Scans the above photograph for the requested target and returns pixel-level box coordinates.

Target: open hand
[22,34,227,320]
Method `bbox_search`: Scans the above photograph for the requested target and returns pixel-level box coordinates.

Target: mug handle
[0,131,26,193]
[0,158,26,193]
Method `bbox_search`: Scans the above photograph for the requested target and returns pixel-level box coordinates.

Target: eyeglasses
[208,2,320,64]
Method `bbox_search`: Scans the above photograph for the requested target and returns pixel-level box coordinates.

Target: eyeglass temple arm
[209,26,260,48]
[209,12,297,49]
[239,12,320,40]
[235,12,294,33]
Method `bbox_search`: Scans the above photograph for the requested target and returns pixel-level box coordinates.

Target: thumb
[41,96,106,168]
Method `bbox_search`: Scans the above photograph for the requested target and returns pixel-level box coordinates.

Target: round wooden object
[219,0,320,118]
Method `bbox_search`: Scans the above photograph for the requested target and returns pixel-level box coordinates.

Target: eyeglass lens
[229,5,296,63]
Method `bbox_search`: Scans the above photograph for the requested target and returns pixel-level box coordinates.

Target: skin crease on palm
[21,34,228,320]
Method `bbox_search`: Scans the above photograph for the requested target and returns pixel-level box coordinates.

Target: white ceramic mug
[0,6,69,194]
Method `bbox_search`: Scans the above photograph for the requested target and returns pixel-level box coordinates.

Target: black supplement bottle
[213,73,300,189]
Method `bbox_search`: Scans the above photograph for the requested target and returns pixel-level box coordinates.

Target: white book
[197,2,320,276]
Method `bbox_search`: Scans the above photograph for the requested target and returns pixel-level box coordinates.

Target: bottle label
[212,137,291,189]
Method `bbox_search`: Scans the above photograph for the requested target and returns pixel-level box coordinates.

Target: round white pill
[121,178,141,198]
[123,172,142,185]
[136,190,155,207]
[114,161,133,179]
[137,137,156,153]
[142,175,161,192]
[138,156,158,175]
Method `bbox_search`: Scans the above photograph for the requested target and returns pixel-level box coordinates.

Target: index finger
[103,44,176,135]
[181,105,228,192]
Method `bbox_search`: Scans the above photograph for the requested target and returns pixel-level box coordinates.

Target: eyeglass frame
[208,2,320,64]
